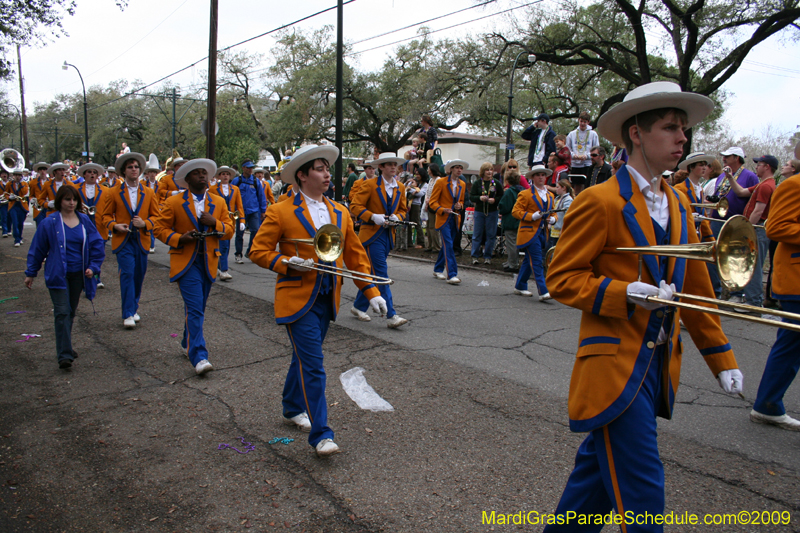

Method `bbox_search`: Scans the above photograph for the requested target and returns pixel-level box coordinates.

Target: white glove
[171,190,181,196]
[548,216,556,225]
[287,256,314,272]
[717,369,744,395]
[371,214,386,226]
[369,296,388,316]
[48,200,55,208]
[627,280,675,311]
[531,211,542,221]
[388,214,400,222]
[239,222,245,232]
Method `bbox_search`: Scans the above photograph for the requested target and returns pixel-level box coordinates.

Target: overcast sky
[5,0,800,141]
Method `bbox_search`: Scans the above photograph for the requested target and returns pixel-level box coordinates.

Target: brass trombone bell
[279,224,393,285]
[690,196,728,218]
[544,246,556,277]
[229,210,241,221]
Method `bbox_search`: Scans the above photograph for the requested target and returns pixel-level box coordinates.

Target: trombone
[229,210,241,221]
[618,215,800,333]
[80,205,97,216]
[690,196,728,217]
[279,224,393,285]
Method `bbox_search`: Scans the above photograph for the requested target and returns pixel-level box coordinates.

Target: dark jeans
[49,271,84,363]
[235,212,261,257]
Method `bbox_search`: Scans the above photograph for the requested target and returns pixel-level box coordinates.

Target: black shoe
[59,359,73,369]
[503,266,519,273]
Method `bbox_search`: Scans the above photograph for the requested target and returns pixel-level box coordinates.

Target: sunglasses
[507,165,518,169]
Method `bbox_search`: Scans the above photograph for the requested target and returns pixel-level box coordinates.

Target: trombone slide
[280,258,394,285]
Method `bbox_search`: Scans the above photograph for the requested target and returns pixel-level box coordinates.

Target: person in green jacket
[498,169,524,272]
[342,163,360,205]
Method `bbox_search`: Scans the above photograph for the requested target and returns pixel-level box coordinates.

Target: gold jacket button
[647,341,655,349]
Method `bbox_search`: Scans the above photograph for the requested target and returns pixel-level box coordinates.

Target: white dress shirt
[85,184,96,199]
[127,184,139,211]
[54,180,64,191]
[383,176,398,199]
[299,190,331,230]
[192,193,206,218]
[628,166,670,230]
[221,184,229,197]
[535,185,548,203]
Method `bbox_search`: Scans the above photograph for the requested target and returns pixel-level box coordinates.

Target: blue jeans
[753,300,800,416]
[49,271,84,363]
[235,212,261,256]
[471,210,499,259]
[742,226,769,307]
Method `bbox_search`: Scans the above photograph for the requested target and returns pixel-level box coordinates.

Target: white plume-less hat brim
[597,82,715,146]
[526,164,553,178]
[78,162,106,176]
[280,145,340,186]
[47,163,70,175]
[678,151,716,171]
[445,159,470,173]
[174,159,217,189]
[215,166,234,177]
[32,162,49,172]
[371,152,406,166]
[114,152,146,177]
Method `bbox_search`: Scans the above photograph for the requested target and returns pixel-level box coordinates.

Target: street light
[505,51,536,162]
[62,60,90,161]
[1,103,22,152]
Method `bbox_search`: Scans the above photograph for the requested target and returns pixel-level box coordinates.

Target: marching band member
[157,158,187,205]
[543,82,742,531]
[0,169,8,237]
[512,165,556,300]
[347,162,375,204]
[349,152,409,328]
[277,184,295,203]
[141,155,161,253]
[675,151,714,243]
[249,145,386,457]
[100,152,161,329]
[209,166,245,281]
[28,162,50,228]
[24,186,105,369]
[103,166,121,189]
[154,159,234,375]
[4,169,29,246]
[38,163,77,218]
[76,162,109,288]
[429,159,468,284]
[750,144,800,431]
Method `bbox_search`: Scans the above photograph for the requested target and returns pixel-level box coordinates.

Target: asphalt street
[1,232,798,532]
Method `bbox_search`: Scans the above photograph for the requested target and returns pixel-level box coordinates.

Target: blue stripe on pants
[353,231,396,318]
[515,229,548,295]
[284,293,335,447]
[753,300,800,417]
[115,236,148,319]
[9,204,26,243]
[434,216,458,279]
[178,258,213,366]
[219,239,230,271]
[544,347,666,532]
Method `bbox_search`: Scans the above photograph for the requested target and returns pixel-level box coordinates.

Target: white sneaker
[472,258,479,265]
[149,247,155,253]
[195,359,213,375]
[235,254,244,264]
[539,293,552,302]
[387,315,408,328]
[14,242,20,247]
[750,410,800,431]
[283,412,311,432]
[350,307,371,322]
[133,313,141,322]
[447,277,461,285]
[315,438,341,457]
[97,281,105,289]
[514,289,533,297]
[219,270,232,281]
[124,317,136,329]
[433,272,446,280]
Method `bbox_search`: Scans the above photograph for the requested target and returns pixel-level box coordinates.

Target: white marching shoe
[539,293,552,302]
[283,412,312,432]
[433,272,446,280]
[315,438,341,457]
[350,307,371,322]
[133,313,141,322]
[446,277,461,285]
[123,317,136,329]
[195,359,213,375]
[386,315,408,328]
[514,289,533,297]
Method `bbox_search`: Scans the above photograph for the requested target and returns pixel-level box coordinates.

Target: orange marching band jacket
[349,175,408,247]
[99,182,161,253]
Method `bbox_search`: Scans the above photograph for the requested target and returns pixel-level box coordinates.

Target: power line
[88,0,358,111]
[351,0,497,46]
[349,0,545,56]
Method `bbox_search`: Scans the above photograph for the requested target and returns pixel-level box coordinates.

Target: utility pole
[54,126,58,162]
[172,87,177,151]
[334,0,344,201]
[16,45,29,164]
[205,0,219,160]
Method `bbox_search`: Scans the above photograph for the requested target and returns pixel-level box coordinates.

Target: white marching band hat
[174,159,217,189]
[280,144,340,186]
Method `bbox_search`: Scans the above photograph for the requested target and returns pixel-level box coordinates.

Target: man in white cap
[37,163,77,218]
[543,82,743,529]
[249,145,386,457]
[100,153,161,329]
[28,163,50,228]
[429,159,468,284]
[349,152,409,328]
[154,159,234,375]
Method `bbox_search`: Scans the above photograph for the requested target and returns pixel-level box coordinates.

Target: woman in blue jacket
[25,186,105,369]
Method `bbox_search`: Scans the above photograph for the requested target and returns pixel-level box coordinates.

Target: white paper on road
[340,367,394,412]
